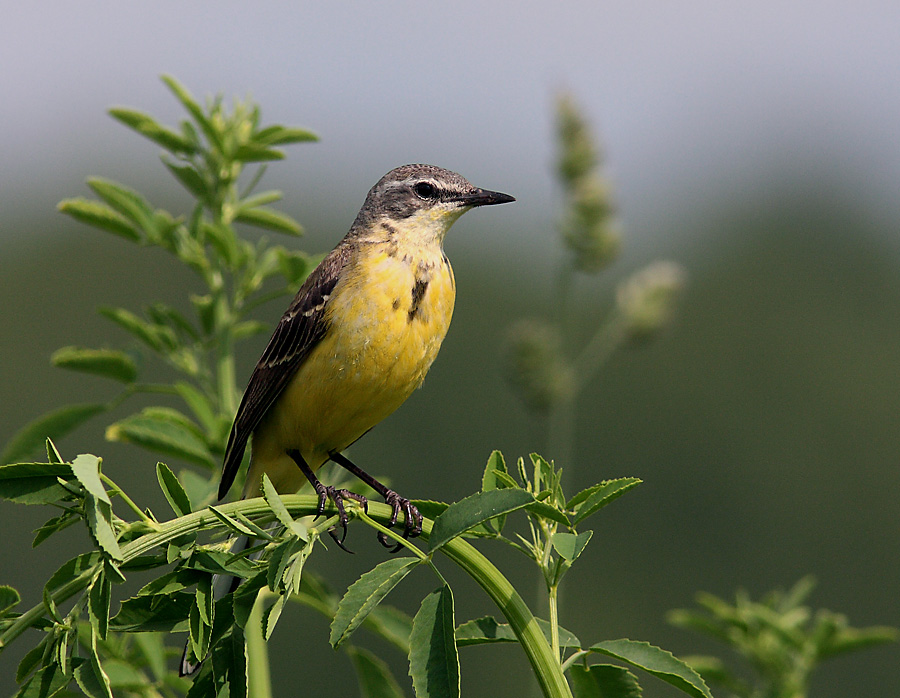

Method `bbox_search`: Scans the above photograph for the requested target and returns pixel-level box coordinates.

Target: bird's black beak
[457,188,516,207]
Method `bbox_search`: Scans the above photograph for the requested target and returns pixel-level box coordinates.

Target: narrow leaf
[0,461,75,505]
[588,639,712,698]
[109,107,196,153]
[233,143,284,163]
[347,646,406,698]
[51,346,138,383]
[262,593,288,640]
[1,404,107,466]
[15,662,69,698]
[85,497,124,561]
[234,206,302,235]
[253,125,318,146]
[408,586,459,698]
[330,557,420,648]
[571,478,642,525]
[156,462,192,516]
[160,75,221,149]
[87,177,154,231]
[262,474,305,538]
[429,489,534,550]
[88,572,111,640]
[208,505,257,537]
[73,636,114,698]
[58,197,140,241]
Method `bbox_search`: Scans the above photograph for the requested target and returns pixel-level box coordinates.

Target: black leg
[287,449,367,552]
[328,451,423,552]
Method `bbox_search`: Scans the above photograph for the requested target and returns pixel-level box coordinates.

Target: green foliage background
[2,135,899,695]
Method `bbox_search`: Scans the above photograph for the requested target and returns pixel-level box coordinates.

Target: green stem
[548,582,561,662]
[100,474,155,525]
[3,498,573,698]
[246,590,273,698]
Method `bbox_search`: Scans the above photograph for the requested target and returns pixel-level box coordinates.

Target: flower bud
[616,261,686,338]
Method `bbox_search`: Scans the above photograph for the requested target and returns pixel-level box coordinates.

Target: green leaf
[85,497,124,561]
[99,307,173,352]
[88,572,111,639]
[106,411,215,468]
[233,572,267,629]
[46,552,101,598]
[137,569,204,597]
[262,593,288,640]
[551,530,593,562]
[234,206,302,235]
[0,585,21,617]
[0,461,75,504]
[455,615,581,649]
[156,462,192,516]
[262,474,307,538]
[87,177,154,232]
[58,197,140,241]
[266,536,305,593]
[110,591,194,632]
[51,346,138,383]
[1,404,107,466]
[408,585,459,698]
[571,478,642,525]
[208,504,257,537]
[14,662,70,698]
[429,489,534,550]
[569,664,643,698]
[160,75,221,150]
[233,143,285,163]
[174,381,217,434]
[73,637,113,698]
[253,125,318,146]
[71,453,109,504]
[108,107,196,153]
[190,598,211,663]
[588,640,712,698]
[481,450,507,492]
[347,646,406,698]
[525,498,572,527]
[330,557,420,648]
[160,157,208,199]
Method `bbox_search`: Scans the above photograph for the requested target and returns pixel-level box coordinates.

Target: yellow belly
[245,246,455,495]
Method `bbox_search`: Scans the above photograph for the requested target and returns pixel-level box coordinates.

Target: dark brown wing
[217,244,352,500]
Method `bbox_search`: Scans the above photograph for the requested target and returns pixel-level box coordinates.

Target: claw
[378,490,423,553]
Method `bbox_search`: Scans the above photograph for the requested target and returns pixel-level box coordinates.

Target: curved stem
[3,497,572,698]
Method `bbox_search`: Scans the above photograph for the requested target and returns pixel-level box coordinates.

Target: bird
[180,164,513,676]
[217,163,514,535]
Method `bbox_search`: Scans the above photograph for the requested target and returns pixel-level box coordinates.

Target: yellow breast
[247,240,455,493]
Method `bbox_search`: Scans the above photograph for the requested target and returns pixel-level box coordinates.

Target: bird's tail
[178,534,251,677]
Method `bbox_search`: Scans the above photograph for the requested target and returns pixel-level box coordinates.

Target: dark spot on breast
[408,279,429,322]
[392,298,401,311]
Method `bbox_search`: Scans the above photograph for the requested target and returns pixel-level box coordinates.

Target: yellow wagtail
[180,164,512,675]
[219,163,514,541]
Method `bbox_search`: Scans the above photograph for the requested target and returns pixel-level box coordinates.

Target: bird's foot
[312,484,368,552]
[378,490,423,553]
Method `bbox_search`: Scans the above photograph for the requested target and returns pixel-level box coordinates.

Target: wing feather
[217,244,352,499]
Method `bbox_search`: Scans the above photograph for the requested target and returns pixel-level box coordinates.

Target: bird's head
[352,164,515,244]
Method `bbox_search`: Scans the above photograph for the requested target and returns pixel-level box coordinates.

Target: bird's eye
[413,182,438,200]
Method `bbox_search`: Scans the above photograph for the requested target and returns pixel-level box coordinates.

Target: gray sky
[3,1,899,254]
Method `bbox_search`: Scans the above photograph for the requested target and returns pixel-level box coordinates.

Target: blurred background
[2,2,898,696]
